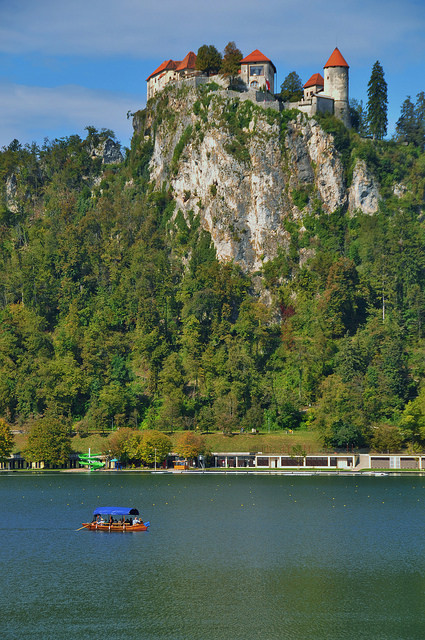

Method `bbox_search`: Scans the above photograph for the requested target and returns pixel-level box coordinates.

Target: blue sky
[1,0,424,149]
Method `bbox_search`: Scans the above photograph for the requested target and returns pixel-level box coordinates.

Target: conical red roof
[303,72,324,89]
[240,49,276,73]
[324,47,349,68]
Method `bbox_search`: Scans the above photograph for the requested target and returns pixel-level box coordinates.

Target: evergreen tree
[396,97,418,144]
[350,99,368,136]
[280,72,303,102]
[366,61,388,139]
[396,93,425,149]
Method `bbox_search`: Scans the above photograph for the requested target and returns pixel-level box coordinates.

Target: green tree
[132,430,171,466]
[370,423,404,452]
[396,93,425,150]
[350,99,368,136]
[196,45,222,76]
[280,72,303,102]
[23,414,71,466]
[314,374,367,444]
[399,386,425,445]
[0,418,14,461]
[366,61,388,139]
[220,41,243,86]
[319,257,363,338]
[329,421,364,449]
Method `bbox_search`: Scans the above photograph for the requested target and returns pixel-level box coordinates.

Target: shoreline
[2,468,425,476]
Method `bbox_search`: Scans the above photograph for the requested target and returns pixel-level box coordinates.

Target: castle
[146,47,350,127]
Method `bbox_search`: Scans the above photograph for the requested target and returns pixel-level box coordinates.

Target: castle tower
[323,48,350,127]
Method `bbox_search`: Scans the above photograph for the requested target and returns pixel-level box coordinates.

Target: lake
[1,472,425,639]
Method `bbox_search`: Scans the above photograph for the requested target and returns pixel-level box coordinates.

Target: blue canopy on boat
[93,507,139,516]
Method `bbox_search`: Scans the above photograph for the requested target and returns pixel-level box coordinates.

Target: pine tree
[366,61,388,139]
[350,99,368,136]
[396,96,419,145]
[395,92,425,149]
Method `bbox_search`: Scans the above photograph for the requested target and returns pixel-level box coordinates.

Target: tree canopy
[220,42,243,84]
[350,99,368,136]
[0,419,14,461]
[395,92,425,150]
[280,72,303,102]
[1,96,425,457]
[175,432,205,460]
[196,45,222,75]
[132,430,171,466]
[23,414,71,465]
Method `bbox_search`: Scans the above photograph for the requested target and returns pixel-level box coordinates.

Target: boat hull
[82,522,149,532]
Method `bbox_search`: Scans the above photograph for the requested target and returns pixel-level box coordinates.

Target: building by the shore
[2,451,425,472]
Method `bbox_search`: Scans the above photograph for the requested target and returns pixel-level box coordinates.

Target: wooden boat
[82,507,150,531]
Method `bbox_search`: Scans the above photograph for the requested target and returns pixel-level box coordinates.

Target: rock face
[285,118,347,213]
[348,159,380,215]
[135,86,382,272]
[90,138,123,164]
[5,173,18,213]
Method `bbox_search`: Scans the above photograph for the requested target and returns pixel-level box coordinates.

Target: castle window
[250,66,264,76]
[250,80,259,88]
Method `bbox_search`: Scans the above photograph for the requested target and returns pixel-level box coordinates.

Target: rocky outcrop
[286,117,347,212]
[90,138,123,164]
[348,159,380,215]
[393,182,407,198]
[135,86,383,272]
[5,173,19,213]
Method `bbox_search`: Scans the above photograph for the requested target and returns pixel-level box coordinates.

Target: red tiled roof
[324,47,349,68]
[303,73,324,89]
[240,49,276,73]
[146,59,179,81]
[176,51,197,71]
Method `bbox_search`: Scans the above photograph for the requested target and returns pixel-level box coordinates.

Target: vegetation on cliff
[1,84,425,455]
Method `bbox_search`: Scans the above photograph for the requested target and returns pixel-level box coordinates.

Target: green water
[1,473,425,639]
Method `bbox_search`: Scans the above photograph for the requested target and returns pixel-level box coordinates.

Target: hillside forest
[1,87,425,456]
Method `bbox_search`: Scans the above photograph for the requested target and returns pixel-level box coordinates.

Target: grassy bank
[13,429,324,456]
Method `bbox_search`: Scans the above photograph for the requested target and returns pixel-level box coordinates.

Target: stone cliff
[133,85,381,272]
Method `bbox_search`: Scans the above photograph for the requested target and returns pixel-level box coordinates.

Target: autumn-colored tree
[220,41,243,86]
[174,431,205,461]
[106,427,138,463]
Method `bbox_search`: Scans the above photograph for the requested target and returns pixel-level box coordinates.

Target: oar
[75,525,87,531]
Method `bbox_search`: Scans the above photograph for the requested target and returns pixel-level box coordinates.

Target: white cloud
[0,82,141,147]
